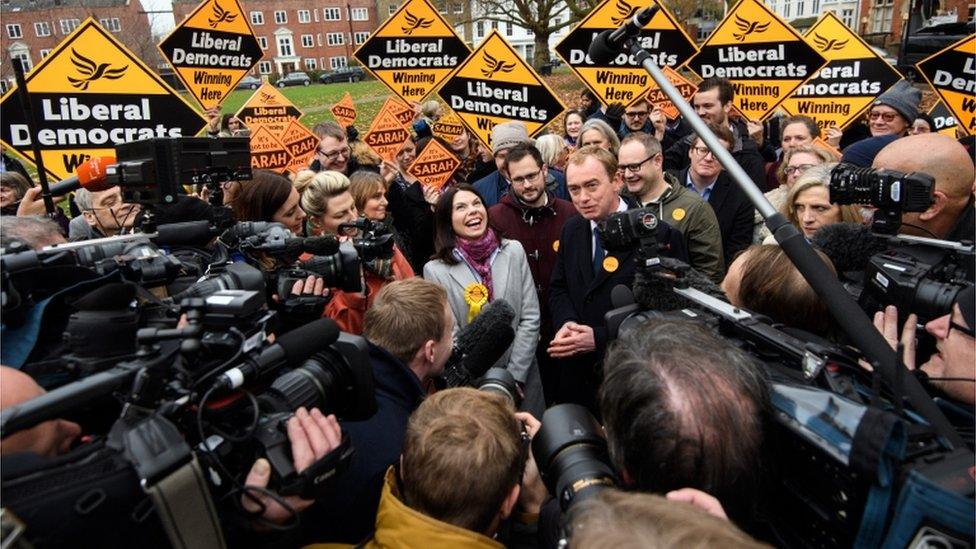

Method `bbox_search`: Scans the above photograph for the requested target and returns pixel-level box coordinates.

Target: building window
[277,36,294,57]
[301,34,314,47]
[784,2,791,17]
[304,57,317,69]
[354,31,369,44]
[812,0,821,13]
[258,36,268,49]
[274,10,287,24]
[99,18,121,32]
[330,56,348,69]
[33,22,50,37]
[6,23,22,39]
[841,8,855,27]
[11,51,31,71]
[258,61,272,74]
[389,4,398,15]
[475,21,483,37]
[350,7,368,20]
[324,7,341,20]
[298,9,311,23]
[871,0,894,32]
[454,3,463,13]
[39,48,51,58]
[59,19,79,34]
[327,32,344,46]
[250,11,264,25]
[796,0,805,15]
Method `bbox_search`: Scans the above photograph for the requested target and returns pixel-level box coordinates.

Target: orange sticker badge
[603,256,619,272]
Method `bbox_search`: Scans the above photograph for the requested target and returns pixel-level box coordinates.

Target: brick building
[858,0,972,47]
[172,0,381,77]
[0,0,154,92]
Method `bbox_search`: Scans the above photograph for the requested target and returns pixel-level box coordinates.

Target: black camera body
[598,207,660,270]
[829,164,934,234]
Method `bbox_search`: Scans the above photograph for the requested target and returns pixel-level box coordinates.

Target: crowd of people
[0,73,973,548]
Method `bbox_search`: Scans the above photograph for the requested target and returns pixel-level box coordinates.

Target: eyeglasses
[868,111,899,123]
[511,169,542,185]
[950,318,975,338]
[617,154,658,174]
[318,145,350,161]
[784,163,817,176]
[692,145,717,158]
[624,110,649,118]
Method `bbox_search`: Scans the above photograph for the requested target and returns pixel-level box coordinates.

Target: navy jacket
[305,343,426,544]
[472,169,570,208]
[676,168,755,266]
[549,207,688,359]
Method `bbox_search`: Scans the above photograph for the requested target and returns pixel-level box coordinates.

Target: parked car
[898,20,974,78]
[868,46,898,66]
[319,67,366,84]
[277,71,311,87]
[235,75,262,90]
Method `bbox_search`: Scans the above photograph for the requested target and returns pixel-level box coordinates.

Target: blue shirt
[684,171,717,203]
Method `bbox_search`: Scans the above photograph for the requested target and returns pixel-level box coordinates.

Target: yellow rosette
[464,282,489,323]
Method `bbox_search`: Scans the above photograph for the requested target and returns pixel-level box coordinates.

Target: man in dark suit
[675,124,755,267]
[548,146,687,412]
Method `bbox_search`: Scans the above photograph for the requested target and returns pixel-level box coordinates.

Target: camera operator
[0,215,66,249]
[306,278,453,544]
[0,366,81,459]
[871,285,975,406]
[307,387,535,549]
[598,319,769,528]
[872,133,975,241]
[67,187,140,241]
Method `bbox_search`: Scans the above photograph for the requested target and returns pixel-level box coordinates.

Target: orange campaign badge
[364,101,411,162]
[331,91,357,128]
[407,138,460,190]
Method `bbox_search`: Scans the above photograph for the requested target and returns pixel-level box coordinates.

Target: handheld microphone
[215,318,340,390]
[442,299,516,388]
[811,223,886,273]
[48,156,118,195]
[587,5,660,64]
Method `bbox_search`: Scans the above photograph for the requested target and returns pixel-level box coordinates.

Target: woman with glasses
[302,170,413,334]
[769,163,861,241]
[423,184,544,416]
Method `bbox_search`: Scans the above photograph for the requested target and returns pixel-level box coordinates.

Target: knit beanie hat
[873,80,922,124]
[490,121,531,155]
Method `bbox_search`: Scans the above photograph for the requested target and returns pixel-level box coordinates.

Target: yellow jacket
[306,467,504,549]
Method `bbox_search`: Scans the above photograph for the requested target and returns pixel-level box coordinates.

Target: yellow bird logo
[401,10,433,35]
[67,49,127,91]
[208,0,238,28]
[812,33,849,52]
[481,52,517,77]
[732,15,770,41]
[611,0,640,25]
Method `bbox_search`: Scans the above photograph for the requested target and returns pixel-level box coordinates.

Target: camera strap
[117,414,227,549]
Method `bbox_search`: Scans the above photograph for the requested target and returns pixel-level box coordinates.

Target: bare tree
[470,0,581,68]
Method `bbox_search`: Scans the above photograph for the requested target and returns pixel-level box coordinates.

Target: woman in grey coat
[423,184,544,416]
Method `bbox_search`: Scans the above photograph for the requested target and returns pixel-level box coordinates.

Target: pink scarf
[455,229,500,300]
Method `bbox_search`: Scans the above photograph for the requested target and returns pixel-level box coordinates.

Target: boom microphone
[48,156,118,195]
[442,299,516,388]
[214,318,340,390]
[811,223,887,273]
[587,5,660,64]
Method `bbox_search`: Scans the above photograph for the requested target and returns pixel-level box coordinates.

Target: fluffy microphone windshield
[632,257,727,312]
[811,223,887,273]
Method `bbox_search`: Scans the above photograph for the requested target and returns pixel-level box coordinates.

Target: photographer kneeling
[308,387,534,549]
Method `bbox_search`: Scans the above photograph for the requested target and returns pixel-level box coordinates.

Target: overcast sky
[140,0,176,37]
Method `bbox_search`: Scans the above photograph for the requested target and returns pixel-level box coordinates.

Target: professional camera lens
[829,164,934,211]
[477,367,520,406]
[257,333,377,421]
[533,404,618,511]
[174,262,265,300]
[912,280,962,322]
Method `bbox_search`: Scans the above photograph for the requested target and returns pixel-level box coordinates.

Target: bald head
[873,134,975,237]
[1,366,81,457]
[874,134,974,201]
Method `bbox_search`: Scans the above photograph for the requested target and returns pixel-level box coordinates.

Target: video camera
[829,163,934,235]
[598,207,661,270]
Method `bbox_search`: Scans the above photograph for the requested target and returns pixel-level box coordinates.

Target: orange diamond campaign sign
[280,120,319,173]
[781,13,903,131]
[687,0,826,120]
[407,138,460,190]
[0,18,206,182]
[354,0,471,104]
[929,100,961,138]
[158,0,262,109]
[249,125,290,171]
[331,92,357,127]
[646,68,697,119]
[235,83,303,135]
[364,102,411,162]
[916,35,976,136]
[438,31,565,149]
[432,109,466,141]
